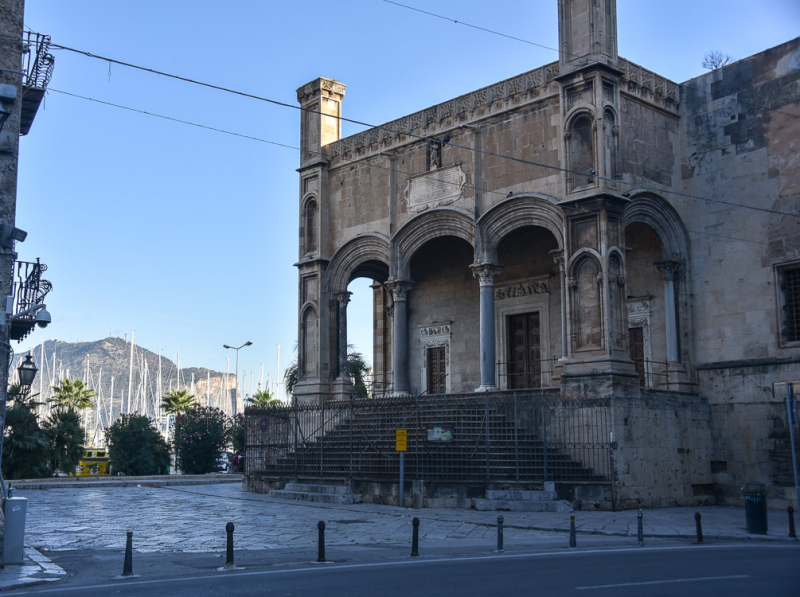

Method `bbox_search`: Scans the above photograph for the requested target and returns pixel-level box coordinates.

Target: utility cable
[50,87,771,247]
[45,44,799,220]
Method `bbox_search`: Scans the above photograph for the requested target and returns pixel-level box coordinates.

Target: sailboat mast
[126,331,135,414]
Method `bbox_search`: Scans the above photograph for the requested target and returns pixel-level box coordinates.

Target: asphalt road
[7,544,799,597]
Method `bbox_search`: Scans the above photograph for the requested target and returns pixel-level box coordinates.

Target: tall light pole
[223,341,252,416]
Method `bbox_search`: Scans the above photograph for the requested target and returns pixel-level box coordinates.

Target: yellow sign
[395,429,407,452]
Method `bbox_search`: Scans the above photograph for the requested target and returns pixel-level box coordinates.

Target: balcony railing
[9,258,52,341]
[20,31,55,135]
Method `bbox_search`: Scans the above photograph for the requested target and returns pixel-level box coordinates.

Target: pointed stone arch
[623,192,689,261]
[392,207,476,279]
[477,194,565,263]
[326,233,391,295]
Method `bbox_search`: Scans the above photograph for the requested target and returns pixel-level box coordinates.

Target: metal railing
[496,357,559,390]
[22,32,55,90]
[245,390,610,484]
[9,258,52,341]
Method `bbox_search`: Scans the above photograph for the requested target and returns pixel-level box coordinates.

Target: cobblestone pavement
[17,483,796,554]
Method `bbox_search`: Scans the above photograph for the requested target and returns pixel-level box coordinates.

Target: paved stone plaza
[16,483,795,555]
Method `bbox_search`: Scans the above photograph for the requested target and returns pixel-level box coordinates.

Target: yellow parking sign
[395,429,407,452]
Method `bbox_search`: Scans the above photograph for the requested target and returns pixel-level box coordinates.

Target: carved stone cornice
[296,77,346,104]
[470,263,503,286]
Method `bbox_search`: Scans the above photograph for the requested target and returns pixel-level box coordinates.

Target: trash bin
[3,497,28,564]
[741,482,769,534]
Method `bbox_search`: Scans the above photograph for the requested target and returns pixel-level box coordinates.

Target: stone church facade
[292,0,800,508]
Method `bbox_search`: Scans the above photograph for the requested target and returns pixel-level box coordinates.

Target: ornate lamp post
[223,341,252,417]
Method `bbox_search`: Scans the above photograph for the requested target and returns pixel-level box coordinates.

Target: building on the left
[0,0,54,565]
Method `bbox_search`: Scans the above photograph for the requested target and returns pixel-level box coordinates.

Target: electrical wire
[382,0,800,121]
[45,42,800,220]
[50,87,772,247]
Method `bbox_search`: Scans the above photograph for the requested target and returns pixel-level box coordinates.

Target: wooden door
[427,346,446,394]
[507,312,542,389]
[629,326,645,387]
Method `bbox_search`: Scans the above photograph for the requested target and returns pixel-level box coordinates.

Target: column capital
[470,263,503,286]
[335,291,352,307]
[549,249,565,268]
[386,279,414,302]
[654,259,682,282]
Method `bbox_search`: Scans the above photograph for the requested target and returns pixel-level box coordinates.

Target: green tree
[174,407,231,474]
[42,408,85,475]
[284,347,371,398]
[245,389,280,407]
[105,414,171,476]
[50,379,96,411]
[2,402,50,479]
[230,413,245,455]
[161,388,197,415]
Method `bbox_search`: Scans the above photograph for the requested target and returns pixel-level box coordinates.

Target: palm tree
[245,389,280,407]
[43,408,85,475]
[161,388,197,415]
[50,379,96,411]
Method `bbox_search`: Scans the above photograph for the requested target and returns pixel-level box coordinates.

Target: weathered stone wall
[697,360,800,509]
[678,38,800,508]
[611,389,714,508]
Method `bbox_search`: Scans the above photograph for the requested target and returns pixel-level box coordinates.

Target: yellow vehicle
[75,448,110,477]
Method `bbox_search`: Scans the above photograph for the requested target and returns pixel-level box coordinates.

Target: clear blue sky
[15,0,800,385]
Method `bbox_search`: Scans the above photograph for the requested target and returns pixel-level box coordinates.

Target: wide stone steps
[268,483,362,505]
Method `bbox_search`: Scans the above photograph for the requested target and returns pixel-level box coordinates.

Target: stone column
[387,280,413,395]
[655,260,691,390]
[655,260,680,363]
[470,263,502,391]
[550,250,568,358]
[335,292,352,379]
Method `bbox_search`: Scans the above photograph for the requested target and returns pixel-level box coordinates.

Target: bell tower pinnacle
[558,0,618,75]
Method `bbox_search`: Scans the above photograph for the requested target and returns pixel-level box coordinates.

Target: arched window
[304,199,318,255]
[569,114,595,190]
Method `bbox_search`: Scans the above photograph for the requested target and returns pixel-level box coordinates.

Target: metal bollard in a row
[119,506,800,575]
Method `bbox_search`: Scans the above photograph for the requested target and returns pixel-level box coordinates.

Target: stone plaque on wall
[406,164,466,213]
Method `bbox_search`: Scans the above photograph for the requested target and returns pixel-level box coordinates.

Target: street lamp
[223,341,252,417]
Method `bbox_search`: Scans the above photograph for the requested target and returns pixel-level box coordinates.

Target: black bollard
[695,512,704,544]
[789,506,796,539]
[122,531,134,576]
[569,515,576,548]
[317,521,326,563]
[497,515,504,553]
[411,517,420,557]
[637,509,644,546]
[225,522,235,569]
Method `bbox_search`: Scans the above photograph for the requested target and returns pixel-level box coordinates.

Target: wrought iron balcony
[9,258,52,341]
[20,32,55,136]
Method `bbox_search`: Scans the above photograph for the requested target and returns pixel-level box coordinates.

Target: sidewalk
[2,482,797,591]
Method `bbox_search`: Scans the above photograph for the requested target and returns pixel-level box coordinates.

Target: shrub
[231,413,245,455]
[174,407,231,474]
[2,402,50,479]
[106,414,171,476]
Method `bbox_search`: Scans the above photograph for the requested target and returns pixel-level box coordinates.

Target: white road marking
[576,575,751,589]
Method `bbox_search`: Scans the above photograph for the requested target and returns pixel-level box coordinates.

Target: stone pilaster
[655,259,691,391]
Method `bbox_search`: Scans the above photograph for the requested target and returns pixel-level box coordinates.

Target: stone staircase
[268,482,362,505]
[472,484,572,512]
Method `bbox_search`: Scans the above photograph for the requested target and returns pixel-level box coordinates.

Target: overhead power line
[50,87,771,247]
[47,42,799,219]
